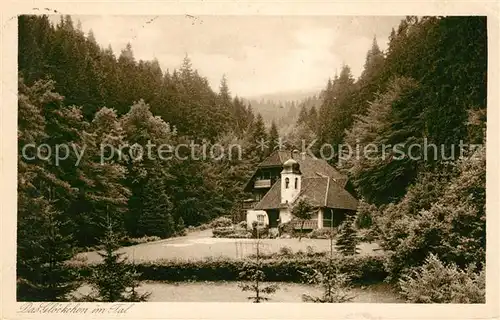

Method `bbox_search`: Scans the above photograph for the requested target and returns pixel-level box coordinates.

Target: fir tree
[335,214,359,256]
[268,121,279,152]
[301,209,356,303]
[17,186,79,301]
[239,226,278,302]
[137,175,175,238]
[247,113,269,163]
[86,216,150,302]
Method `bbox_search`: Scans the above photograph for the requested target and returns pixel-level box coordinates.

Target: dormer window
[285,177,290,189]
[295,177,298,189]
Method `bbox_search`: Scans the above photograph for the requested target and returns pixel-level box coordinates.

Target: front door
[267,210,279,228]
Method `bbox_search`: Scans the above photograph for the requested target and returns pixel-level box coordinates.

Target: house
[243,149,358,231]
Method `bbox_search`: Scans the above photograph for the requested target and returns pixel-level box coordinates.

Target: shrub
[378,147,485,281]
[251,223,269,239]
[357,228,375,243]
[355,199,380,229]
[307,228,337,239]
[278,246,294,256]
[237,221,247,229]
[74,254,388,284]
[212,226,250,238]
[399,254,485,303]
[120,235,161,247]
[209,216,233,228]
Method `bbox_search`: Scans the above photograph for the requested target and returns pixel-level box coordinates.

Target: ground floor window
[257,214,265,223]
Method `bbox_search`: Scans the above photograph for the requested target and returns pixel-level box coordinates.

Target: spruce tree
[17,77,80,301]
[268,121,279,152]
[301,209,355,303]
[247,113,269,162]
[335,214,359,256]
[137,175,175,238]
[239,227,278,302]
[17,187,79,301]
[86,216,150,302]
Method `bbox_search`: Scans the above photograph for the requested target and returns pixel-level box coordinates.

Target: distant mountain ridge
[243,88,321,104]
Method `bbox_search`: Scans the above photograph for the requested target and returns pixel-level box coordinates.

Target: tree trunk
[299,220,305,241]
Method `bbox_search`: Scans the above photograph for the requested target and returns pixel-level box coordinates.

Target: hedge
[75,254,387,285]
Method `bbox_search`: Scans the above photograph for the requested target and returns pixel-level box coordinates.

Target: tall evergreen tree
[247,113,269,163]
[335,214,359,256]
[85,217,150,302]
[17,190,79,301]
[268,121,279,152]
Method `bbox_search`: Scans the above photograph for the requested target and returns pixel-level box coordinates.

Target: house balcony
[242,200,258,210]
[254,178,272,189]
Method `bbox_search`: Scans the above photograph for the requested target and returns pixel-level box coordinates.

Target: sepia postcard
[1,1,499,320]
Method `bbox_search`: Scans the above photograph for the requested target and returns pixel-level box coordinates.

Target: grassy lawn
[76,281,402,302]
[75,229,383,264]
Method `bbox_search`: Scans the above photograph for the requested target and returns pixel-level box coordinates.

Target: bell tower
[280,156,301,204]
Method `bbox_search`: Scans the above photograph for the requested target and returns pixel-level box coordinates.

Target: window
[295,177,298,189]
[285,177,289,189]
[257,214,265,223]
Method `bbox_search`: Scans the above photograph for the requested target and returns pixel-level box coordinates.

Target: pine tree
[335,214,359,256]
[297,105,308,125]
[268,121,279,152]
[17,186,79,301]
[307,105,318,130]
[137,175,175,238]
[86,216,150,302]
[239,227,279,302]
[247,113,268,163]
[301,263,355,303]
[301,208,355,303]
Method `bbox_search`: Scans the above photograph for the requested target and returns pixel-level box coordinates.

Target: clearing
[75,229,382,264]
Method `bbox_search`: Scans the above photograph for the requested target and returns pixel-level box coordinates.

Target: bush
[357,228,375,243]
[278,221,297,237]
[237,221,247,229]
[399,254,485,303]
[212,226,250,238]
[120,235,161,247]
[355,199,380,229]
[307,228,337,239]
[378,148,485,281]
[209,216,233,228]
[75,254,388,285]
[278,246,294,256]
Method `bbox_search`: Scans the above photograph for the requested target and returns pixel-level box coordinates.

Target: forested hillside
[17,15,487,303]
[18,15,279,249]
[287,16,487,297]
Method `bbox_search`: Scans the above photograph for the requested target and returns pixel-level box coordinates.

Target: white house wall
[279,208,293,224]
[246,209,268,228]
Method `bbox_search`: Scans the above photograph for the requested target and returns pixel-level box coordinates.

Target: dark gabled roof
[254,177,358,211]
[253,178,282,210]
[246,149,348,190]
[257,150,290,168]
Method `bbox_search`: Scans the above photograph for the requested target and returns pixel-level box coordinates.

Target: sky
[50,15,404,98]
